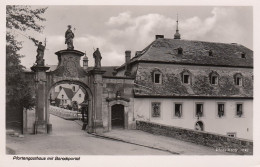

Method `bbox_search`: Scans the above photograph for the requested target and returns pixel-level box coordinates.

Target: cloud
[106,12,175,51]
[181,7,245,44]
[20,7,251,68]
[106,12,132,26]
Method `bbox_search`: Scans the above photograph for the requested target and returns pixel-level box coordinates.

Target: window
[183,74,190,84]
[79,94,81,97]
[241,52,246,59]
[209,50,213,56]
[72,86,75,91]
[65,100,67,103]
[227,132,236,138]
[152,69,162,84]
[151,102,161,118]
[196,103,203,117]
[209,71,219,85]
[181,70,191,84]
[234,73,243,86]
[218,103,225,118]
[154,73,161,84]
[59,86,62,91]
[174,103,182,118]
[177,47,183,54]
[211,76,218,85]
[236,103,243,117]
[236,77,242,86]
[62,95,64,98]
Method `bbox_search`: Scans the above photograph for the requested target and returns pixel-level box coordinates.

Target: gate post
[89,69,106,134]
[31,65,50,134]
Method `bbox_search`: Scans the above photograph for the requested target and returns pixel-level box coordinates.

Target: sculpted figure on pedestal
[93,48,102,69]
[65,25,74,50]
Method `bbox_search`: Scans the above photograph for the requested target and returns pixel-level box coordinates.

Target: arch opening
[46,80,93,133]
[195,121,204,131]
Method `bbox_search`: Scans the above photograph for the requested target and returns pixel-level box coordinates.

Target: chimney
[83,55,88,70]
[125,50,131,76]
[155,35,164,40]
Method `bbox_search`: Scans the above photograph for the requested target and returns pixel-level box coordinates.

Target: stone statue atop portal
[65,25,74,50]
[33,40,46,66]
[93,48,102,69]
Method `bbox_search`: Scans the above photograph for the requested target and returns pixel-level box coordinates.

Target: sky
[15,6,253,68]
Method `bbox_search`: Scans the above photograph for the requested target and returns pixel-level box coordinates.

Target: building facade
[113,36,253,140]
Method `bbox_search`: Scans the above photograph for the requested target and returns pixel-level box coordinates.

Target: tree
[6,6,47,123]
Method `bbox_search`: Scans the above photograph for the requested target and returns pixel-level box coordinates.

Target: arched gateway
[23,26,135,135]
[29,49,106,134]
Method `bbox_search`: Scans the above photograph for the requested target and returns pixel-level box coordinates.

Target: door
[111,104,124,128]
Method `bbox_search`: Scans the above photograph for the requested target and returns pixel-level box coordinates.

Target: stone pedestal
[89,69,106,134]
[31,65,50,134]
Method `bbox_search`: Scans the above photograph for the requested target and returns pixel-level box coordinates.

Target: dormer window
[72,86,75,92]
[152,69,162,84]
[209,71,219,85]
[234,73,243,86]
[241,52,246,59]
[209,50,213,56]
[183,74,190,84]
[181,70,191,84]
[177,47,183,54]
[154,72,162,84]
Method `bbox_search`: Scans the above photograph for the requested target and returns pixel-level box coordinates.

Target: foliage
[6,5,47,110]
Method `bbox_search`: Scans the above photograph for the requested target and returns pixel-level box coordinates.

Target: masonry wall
[134,98,253,140]
[136,121,253,155]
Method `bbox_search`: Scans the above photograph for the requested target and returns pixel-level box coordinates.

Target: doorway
[195,121,204,131]
[111,104,124,128]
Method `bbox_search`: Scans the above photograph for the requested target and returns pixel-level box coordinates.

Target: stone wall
[49,106,80,120]
[136,121,253,155]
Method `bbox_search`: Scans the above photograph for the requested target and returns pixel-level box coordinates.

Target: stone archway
[107,99,130,131]
[30,48,106,134]
[46,80,93,132]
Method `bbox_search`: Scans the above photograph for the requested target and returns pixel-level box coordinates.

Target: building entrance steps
[93,129,233,155]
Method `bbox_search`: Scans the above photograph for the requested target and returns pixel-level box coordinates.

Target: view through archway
[47,81,91,133]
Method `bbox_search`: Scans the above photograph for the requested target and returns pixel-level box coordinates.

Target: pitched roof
[120,38,253,69]
[86,66,118,77]
[62,87,74,100]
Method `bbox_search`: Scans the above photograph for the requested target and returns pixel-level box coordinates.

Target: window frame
[195,102,204,118]
[173,102,183,119]
[151,102,162,118]
[241,52,246,59]
[181,70,192,85]
[153,72,162,84]
[209,71,219,85]
[234,73,243,86]
[216,102,225,118]
[235,102,244,118]
[177,47,183,54]
[227,132,237,138]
